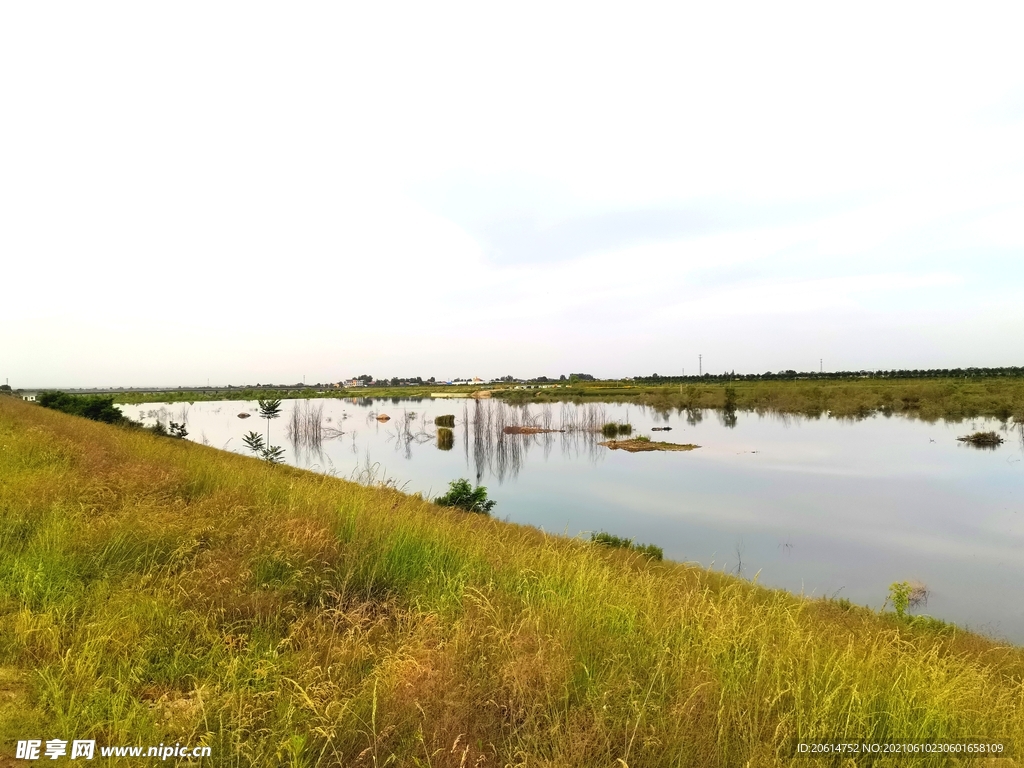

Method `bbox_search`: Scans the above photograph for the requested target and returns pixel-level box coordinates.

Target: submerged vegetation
[1,398,1023,765]
[957,430,1004,447]
[600,421,633,437]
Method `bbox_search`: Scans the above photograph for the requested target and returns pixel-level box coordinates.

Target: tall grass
[1,398,1022,766]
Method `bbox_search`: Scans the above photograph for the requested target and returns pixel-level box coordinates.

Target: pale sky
[2,3,1022,387]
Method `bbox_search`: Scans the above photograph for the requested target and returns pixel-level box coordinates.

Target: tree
[249,399,284,464]
[242,430,284,464]
[257,399,282,445]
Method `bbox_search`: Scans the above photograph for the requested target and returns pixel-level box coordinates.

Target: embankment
[1,397,1022,766]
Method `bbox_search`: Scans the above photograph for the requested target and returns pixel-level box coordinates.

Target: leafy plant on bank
[434,478,496,514]
[242,430,284,464]
[888,581,912,618]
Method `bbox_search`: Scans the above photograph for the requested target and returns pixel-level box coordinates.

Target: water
[120,398,1024,642]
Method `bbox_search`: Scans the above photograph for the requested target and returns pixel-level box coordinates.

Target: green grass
[1,398,1023,766]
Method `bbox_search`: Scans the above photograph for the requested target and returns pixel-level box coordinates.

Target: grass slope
[1,398,1022,767]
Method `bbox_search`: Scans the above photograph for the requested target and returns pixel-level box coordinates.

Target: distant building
[21,391,37,401]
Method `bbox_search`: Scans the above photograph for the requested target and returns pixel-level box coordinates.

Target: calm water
[120,398,1024,642]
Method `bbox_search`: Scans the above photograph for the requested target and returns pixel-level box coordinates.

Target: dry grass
[1,397,1023,767]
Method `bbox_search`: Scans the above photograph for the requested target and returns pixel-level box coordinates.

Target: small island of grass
[599,436,700,452]
[957,431,1003,446]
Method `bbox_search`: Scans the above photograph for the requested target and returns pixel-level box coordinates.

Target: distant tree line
[634,366,1024,384]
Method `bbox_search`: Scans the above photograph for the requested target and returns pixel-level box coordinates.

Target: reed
[2,397,1022,767]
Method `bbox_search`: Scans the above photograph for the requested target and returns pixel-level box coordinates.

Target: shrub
[37,391,126,424]
[434,414,456,427]
[434,479,496,514]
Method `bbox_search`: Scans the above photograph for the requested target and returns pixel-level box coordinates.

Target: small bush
[435,479,496,514]
[591,531,663,560]
[434,414,456,427]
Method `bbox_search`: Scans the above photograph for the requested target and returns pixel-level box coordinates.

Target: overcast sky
[2,3,1022,387]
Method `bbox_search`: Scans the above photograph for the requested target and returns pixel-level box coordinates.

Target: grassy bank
[1,397,1022,766]
[111,385,449,405]
[105,377,1024,422]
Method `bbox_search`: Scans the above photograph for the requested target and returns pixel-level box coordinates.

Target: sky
[2,3,1023,387]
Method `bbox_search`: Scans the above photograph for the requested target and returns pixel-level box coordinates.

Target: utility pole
[820,359,823,373]
[699,355,702,376]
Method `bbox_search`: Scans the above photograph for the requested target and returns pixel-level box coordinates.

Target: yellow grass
[1,397,1022,766]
